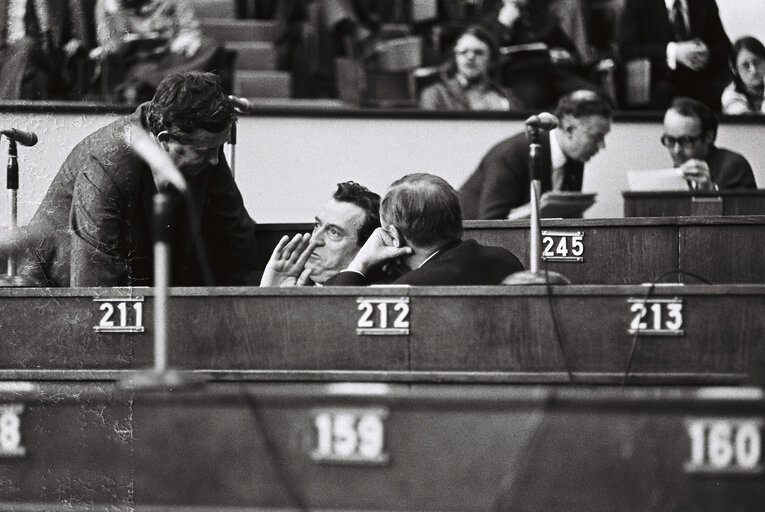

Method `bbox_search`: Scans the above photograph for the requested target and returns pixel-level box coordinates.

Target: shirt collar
[456,73,489,90]
[418,249,441,268]
[665,0,687,14]
[549,129,567,169]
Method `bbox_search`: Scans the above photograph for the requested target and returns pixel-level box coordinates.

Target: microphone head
[2,128,38,147]
[537,112,559,130]
[525,113,558,131]
[228,95,251,113]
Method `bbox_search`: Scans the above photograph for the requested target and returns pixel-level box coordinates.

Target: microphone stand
[6,139,18,278]
[228,118,237,178]
[0,138,37,287]
[503,124,570,285]
[121,125,204,390]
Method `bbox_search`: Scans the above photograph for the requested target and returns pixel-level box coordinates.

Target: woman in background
[420,24,522,111]
[722,36,765,115]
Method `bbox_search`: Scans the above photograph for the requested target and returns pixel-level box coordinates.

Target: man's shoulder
[65,115,144,184]
[709,146,751,167]
[482,132,528,159]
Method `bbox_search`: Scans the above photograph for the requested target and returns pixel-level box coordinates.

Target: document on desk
[627,168,689,191]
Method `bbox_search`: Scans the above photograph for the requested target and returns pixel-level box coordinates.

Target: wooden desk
[623,190,765,217]
[1,383,762,510]
[255,217,765,284]
[0,285,762,384]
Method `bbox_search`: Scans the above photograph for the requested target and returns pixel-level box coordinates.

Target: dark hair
[146,71,235,138]
[381,173,463,248]
[454,24,499,62]
[668,96,718,141]
[333,181,381,246]
[555,89,613,120]
[730,36,765,97]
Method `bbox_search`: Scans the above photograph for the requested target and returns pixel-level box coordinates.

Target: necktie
[671,0,689,41]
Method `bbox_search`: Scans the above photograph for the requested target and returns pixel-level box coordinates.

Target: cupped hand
[260,233,316,287]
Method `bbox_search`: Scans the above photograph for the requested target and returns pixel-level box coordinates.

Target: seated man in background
[460,89,612,219]
[325,173,524,286]
[619,0,731,111]
[662,96,758,190]
[260,181,384,286]
[20,71,258,287]
[482,0,598,109]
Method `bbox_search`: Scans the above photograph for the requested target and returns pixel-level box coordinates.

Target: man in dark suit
[325,173,524,286]
[619,0,732,111]
[20,71,258,287]
[661,97,757,190]
[459,89,613,220]
[259,181,384,287]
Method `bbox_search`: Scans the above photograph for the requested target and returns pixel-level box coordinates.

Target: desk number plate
[357,297,410,335]
[542,231,584,262]
[93,297,145,333]
[685,419,762,474]
[0,404,25,458]
[311,408,389,465]
[627,297,684,336]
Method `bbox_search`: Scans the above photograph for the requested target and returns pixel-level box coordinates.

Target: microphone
[1,128,38,147]
[228,95,252,113]
[525,112,559,131]
[128,123,187,194]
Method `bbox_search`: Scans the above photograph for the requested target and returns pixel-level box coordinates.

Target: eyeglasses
[455,48,489,58]
[660,134,702,148]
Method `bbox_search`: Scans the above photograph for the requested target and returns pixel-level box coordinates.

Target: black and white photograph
[0,0,763,510]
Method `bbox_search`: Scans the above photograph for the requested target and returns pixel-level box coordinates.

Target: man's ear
[155,130,170,149]
[387,225,404,248]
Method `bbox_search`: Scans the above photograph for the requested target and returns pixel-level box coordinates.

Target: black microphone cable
[240,385,309,511]
[621,269,712,386]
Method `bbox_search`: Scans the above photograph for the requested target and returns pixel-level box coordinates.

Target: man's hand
[549,47,574,66]
[676,40,709,71]
[260,233,316,287]
[680,158,716,190]
[498,0,522,27]
[346,227,413,276]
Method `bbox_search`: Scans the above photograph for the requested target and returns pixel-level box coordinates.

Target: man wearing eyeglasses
[661,96,757,190]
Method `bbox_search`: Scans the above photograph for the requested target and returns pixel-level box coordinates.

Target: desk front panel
[0,384,762,510]
[0,286,761,383]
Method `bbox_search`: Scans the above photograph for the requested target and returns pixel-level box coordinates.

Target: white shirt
[6,0,49,43]
[549,129,568,191]
[665,0,690,70]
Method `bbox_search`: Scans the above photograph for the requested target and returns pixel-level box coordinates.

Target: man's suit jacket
[620,0,730,80]
[325,239,524,286]
[20,103,258,287]
[706,145,758,189]
[459,131,584,220]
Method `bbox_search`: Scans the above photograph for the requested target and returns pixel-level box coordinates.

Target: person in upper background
[92,0,227,103]
[0,0,55,99]
[19,71,258,287]
[260,181,388,287]
[325,173,524,286]
[722,36,765,115]
[460,89,613,220]
[481,0,598,110]
[419,24,522,111]
[662,96,757,190]
[619,0,731,112]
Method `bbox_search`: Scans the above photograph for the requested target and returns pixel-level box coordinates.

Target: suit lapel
[686,0,703,38]
[651,0,675,42]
